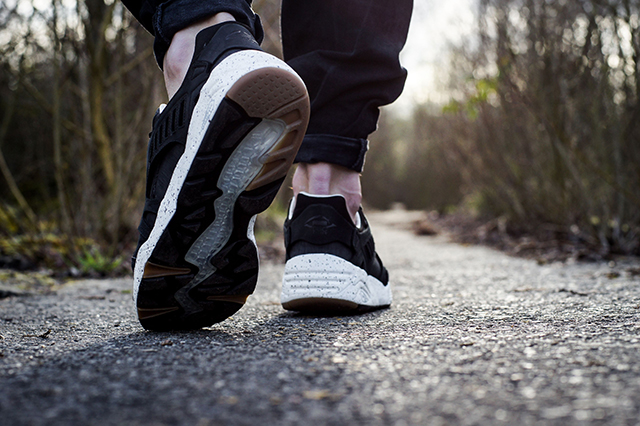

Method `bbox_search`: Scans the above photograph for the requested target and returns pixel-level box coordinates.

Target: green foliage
[0,225,126,276]
[76,247,123,276]
[443,78,498,119]
[0,201,125,275]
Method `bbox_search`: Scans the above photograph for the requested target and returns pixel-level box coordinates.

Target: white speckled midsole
[281,254,392,307]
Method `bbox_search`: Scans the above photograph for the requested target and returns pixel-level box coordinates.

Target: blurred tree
[364,0,639,255]
[1,0,161,267]
[440,0,640,254]
[363,106,465,212]
[0,0,287,271]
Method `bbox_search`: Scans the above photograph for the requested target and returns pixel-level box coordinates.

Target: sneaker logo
[304,215,337,235]
[225,30,244,41]
[225,30,255,45]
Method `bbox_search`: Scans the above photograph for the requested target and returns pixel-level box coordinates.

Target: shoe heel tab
[291,193,352,222]
[195,21,253,45]
[195,22,260,62]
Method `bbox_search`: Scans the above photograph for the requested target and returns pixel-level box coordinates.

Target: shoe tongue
[293,193,352,222]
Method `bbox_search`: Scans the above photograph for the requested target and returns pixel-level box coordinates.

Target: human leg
[125,1,310,330]
[120,0,263,68]
[283,0,412,216]
[282,0,412,173]
[280,0,413,312]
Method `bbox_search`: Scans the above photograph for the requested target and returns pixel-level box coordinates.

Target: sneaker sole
[134,50,309,330]
[281,254,392,313]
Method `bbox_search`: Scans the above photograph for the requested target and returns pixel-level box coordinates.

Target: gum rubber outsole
[281,298,390,314]
[282,298,390,315]
[136,55,309,331]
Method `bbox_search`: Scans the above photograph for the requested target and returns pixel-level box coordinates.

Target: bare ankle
[292,163,362,223]
[163,12,235,99]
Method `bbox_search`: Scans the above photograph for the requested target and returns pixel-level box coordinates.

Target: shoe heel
[227,67,310,191]
[281,253,391,312]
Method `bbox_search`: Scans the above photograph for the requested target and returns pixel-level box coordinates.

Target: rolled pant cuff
[152,0,263,68]
[294,134,368,173]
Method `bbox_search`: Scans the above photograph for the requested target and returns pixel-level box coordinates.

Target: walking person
[122,0,413,330]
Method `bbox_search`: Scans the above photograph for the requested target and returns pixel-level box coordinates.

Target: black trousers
[122,0,412,172]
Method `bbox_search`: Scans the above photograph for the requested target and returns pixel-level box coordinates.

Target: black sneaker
[132,22,310,331]
[281,193,391,312]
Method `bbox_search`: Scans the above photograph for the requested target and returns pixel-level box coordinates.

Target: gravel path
[1,210,639,426]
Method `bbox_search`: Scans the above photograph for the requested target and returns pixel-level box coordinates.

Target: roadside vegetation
[364,0,640,258]
[0,0,282,276]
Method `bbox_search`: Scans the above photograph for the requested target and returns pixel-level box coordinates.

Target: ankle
[163,12,235,99]
[292,163,362,223]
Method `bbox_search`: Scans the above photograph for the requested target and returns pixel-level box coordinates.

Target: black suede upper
[284,194,389,285]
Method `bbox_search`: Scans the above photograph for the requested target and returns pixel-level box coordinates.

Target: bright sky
[390,0,477,113]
